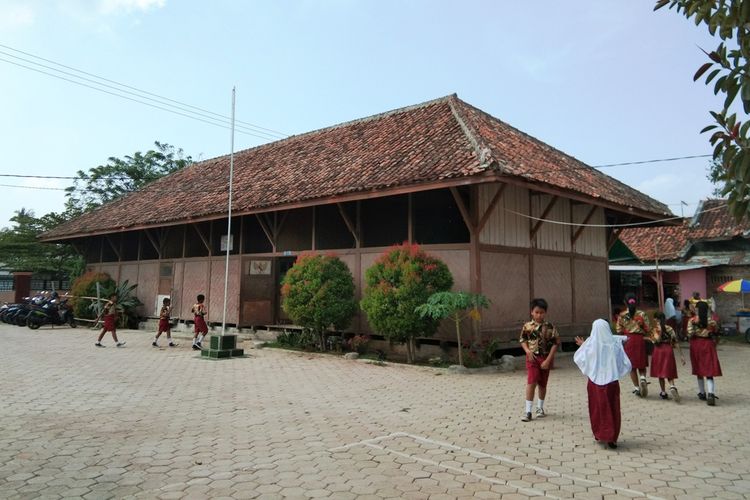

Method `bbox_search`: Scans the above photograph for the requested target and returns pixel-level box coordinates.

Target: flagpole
[221,87,236,335]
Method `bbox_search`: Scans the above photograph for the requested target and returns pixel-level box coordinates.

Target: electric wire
[0,43,288,138]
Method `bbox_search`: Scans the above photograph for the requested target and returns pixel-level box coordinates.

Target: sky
[0,1,726,229]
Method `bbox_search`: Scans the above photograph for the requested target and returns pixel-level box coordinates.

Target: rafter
[530,195,558,239]
[571,205,598,245]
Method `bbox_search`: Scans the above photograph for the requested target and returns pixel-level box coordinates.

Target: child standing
[650,312,685,402]
[688,301,722,406]
[153,297,176,347]
[191,294,208,350]
[574,319,631,449]
[615,293,650,397]
[95,294,126,348]
[519,298,560,422]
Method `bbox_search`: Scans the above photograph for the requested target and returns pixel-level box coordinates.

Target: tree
[655,0,750,219]
[0,209,84,276]
[415,291,489,367]
[64,141,193,216]
[280,253,357,351]
[360,243,453,363]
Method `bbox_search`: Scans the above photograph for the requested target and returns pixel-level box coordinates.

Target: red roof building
[44,95,670,351]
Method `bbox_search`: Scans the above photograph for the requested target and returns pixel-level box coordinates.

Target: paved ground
[1,324,749,500]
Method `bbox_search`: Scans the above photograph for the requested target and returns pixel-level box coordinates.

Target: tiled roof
[43,94,671,240]
[618,199,750,262]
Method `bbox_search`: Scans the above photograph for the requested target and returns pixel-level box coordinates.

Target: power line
[0,43,288,139]
[593,154,712,168]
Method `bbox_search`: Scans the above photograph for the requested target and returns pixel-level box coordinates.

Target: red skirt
[690,337,722,377]
[587,380,621,443]
[194,315,208,334]
[158,318,170,332]
[103,314,116,332]
[623,333,648,369]
[650,344,678,379]
[526,354,551,388]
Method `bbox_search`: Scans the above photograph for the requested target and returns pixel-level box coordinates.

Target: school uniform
[192,303,208,335]
[102,300,116,332]
[158,305,171,333]
[688,318,722,377]
[616,310,649,369]
[574,320,631,446]
[519,320,559,388]
[650,325,679,379]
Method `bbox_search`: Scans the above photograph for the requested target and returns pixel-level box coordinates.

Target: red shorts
[158,318,170,333]
[624,333,648,369]
[650,343,678,379]
[526,354,551,388]
[103,314,116,332]
[690,337,722,377]
[194,316,208,334]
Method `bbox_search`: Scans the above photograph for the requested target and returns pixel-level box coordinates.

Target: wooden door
[240,258,274,326]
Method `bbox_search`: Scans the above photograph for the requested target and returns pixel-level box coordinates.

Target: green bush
[360,243,453,363]
[281,253,357,350]
[70,271,114,319]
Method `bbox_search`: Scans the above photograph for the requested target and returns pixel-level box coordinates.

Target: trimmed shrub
[360,243,453,363]
[70,271,114,319]
[281,253,357,350]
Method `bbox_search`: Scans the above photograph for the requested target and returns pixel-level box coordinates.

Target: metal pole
[221,87,236,335]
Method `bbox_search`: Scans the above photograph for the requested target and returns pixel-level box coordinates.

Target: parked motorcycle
[26,298,76,329]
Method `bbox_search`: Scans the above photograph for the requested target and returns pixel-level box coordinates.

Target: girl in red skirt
[575,319,631,450]
[688,301,722,406]
[615,293,650,397]
[95,294,126,348]
[650,312,685,402]
[153,297,176,348]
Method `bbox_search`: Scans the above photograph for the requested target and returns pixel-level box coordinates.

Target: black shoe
[707,393,716,406]
[168,342,176,347]
[607,442,618,449]
[192,344,201,350]
[196,341,202,348]
[659,392,668,400]
[632,389,641,397]
[521,412,532,422]
[95,342,105,348]
[152,342,158,347]
[698,392,707,400]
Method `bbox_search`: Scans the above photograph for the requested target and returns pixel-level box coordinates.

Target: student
[153,297,176,348]
[574,319,631,450]
[650,312,685,402]
[519,298,560,422]
[95,294,126,348]
[191,294,208,350]
[615,293,650,397]
[681,299,693,341]
[687,301,722,406]
[664,297,678,331]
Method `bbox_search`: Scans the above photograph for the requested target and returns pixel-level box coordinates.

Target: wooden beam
[477,183,507,234]
[104,235,121,261]
[571,205,598,245]
[275,211,289,239]
[450,187,475,233]
[191,224,211,253]
[530,195,558,239]
[143,229,161,258]
[337,203,360,245]
[255,214,275,250]
[607,227,623,251]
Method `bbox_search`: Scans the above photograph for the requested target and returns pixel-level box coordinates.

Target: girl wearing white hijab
[574,319,632,449]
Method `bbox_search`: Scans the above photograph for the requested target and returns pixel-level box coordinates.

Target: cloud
[0,1,36,30]
[97,0,165,15]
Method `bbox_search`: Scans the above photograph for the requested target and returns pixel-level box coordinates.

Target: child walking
[191,294,208,350]
[95,294,126,348]
[688,301,722,406]
[616,293,650,397]
[519,298,560,422]
[574,319,631,449]
[650,312,685,402]
[153,297,176,347]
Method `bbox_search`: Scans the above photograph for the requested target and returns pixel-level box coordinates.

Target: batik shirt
[519,320,559,356]
[191,303,206,317]
[616,310,650,335]
[651,324,677,346]
[103,300,116,317]
[159,305,171,320]
[687,317,719,338]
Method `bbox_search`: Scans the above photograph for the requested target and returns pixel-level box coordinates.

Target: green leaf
[694,62,713,81]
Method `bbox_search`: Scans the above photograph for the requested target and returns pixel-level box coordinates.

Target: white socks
[525,400,533,413]
[697,378,706,394]
[706,378,715,394]
[537,399,545,411]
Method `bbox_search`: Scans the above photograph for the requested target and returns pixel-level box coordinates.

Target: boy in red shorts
[191,294,208,350]
[95,294,126,347]
[153,297,176,347]
[519,298,559,421]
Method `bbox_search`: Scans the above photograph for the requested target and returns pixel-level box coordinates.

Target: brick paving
[1,323,749,499]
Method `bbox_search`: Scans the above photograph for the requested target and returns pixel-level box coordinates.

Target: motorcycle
[26,298,76,329]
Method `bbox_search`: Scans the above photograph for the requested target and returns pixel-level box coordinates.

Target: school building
[41,94,671,345]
